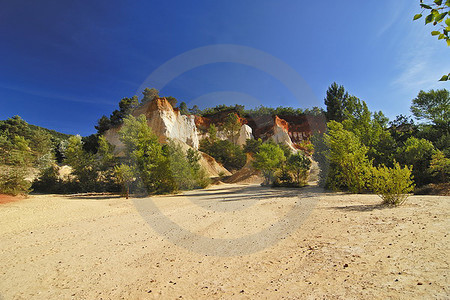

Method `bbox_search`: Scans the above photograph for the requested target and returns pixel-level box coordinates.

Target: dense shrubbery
[0,116,58,195]
[252,141,311,187]
[200,139,246,171]
[119,115,209,194]
[199,123,246,171]
[314,83,449,205]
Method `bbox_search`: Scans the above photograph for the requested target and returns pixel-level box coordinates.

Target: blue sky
[1,0,448,136]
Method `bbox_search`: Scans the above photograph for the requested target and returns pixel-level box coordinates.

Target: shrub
[396,137,435,186]
[287,152,311,185]
[371,162,414,206]
[428,150,450,183]
[253,143,286,185]
[114,164,134,198]
[199,139,246,171]
[243,138,262,154]
[32,165,60,193]
[323,121,372,193]
[0,167,31,196]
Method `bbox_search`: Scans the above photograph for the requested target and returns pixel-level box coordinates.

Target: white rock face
[237,124,254,146]
[105,98,200,155]
[133,98,199,149]
[270,117,296,151]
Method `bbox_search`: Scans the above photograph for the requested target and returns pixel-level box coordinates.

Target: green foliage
[323,121,372,193]
[64,135,98,191]
[95,115,111,135]
[200,138,246,171]
[243,138,263,154]
[0,116,59,195]
[223,113,241,144]
[371,162,414,206]
[142,88,160,103]
[32,164,61,194]
[96,96,140,133]
[189,105,201,115]
[341,97,396,167]
[208,124,218,142]
[253,143,286,185]
[411,89,449,129]
[413,1,450,80]
[62,135,117,192]
[324,82,349,122]
[0,166,32,196]
[428,150,450,182]
[114,164,134,198]
[166,96,178,108]
[119,115,209,194]
[164,141,210,190]
[287,152,311,185]
[119,115,173,194]
[389,115,418,144]
[396,137,436,186]
[178,102,189,115]
[244,105,309,118]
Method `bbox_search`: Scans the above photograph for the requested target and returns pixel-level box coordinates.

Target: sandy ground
[0,184,448,299]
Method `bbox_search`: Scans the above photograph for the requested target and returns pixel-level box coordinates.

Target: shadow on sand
[329,203,388,212]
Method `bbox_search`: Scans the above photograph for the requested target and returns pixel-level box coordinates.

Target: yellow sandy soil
[0,184,448,299]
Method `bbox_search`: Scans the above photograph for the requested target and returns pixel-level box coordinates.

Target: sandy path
[0,184,448,299]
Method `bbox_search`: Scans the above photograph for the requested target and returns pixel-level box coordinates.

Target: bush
[323,121,372,193]
[32,165,60,193]
[396,137,435,186]
[287,152,311,185]
[243,138,262,154]
[371,162,414,206]
[253,143,286,185]
[428,150,450,183]
[0,167,31,196]
[199,139,246,171]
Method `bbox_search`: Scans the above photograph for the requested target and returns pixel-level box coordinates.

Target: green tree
[200,139,246,171]
[396,137,436,186]
[413,0,450,80]
[411,89,449,129]
[243,138,263,154]
[178,102,189,115]
[287,152,311,185]
[324,82,349,122]
[114,164,134,198]
[142,88,159,103]
[223,113,241,144]
[189,105,201,115]
[166,96,178,108]
[323,121,372,193]
[208,124,218,142]
[119,115,174,194]
[253,143,286,185]
[119,96,139,115]
[428,150,450,182]
[0,167,32,196]
[95,115,111,135]
[64,135,98,191]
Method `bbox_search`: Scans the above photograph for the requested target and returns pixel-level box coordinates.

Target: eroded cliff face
[132,98,199,149]
[104,98,325,174]
[104,98,229,177]
[105,98,199,152]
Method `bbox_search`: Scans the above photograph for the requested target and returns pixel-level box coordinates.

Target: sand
[0,184,448,299]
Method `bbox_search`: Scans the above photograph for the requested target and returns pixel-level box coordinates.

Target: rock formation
[104,98,228,177]
[237,124,254,146]
[104,97,325,177]
[132,98,199,149]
